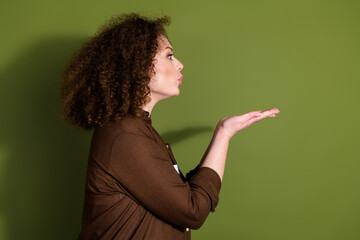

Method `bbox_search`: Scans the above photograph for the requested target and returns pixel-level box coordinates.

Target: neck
[141,96,158,116]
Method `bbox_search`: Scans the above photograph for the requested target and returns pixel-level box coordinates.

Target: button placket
[165,143,177,164]
[165,143,187,181]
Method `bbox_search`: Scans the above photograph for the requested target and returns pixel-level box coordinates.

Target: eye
[167,54,173,60]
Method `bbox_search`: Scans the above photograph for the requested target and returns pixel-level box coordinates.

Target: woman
[60,13,279,239]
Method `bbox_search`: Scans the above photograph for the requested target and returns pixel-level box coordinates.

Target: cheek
[156,64,172,78]
[155,60,177,77]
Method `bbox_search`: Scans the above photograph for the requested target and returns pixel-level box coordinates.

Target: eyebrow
[165,46,173,52]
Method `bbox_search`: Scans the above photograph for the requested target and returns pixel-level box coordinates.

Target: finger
[268,108,280,114]
[238,109,279,124]
[238,111,263,121]
[250,109,279,123]
[259,108,280,117]
[241,115,264,128]
[244,111,277,126]
[233,109,279,131]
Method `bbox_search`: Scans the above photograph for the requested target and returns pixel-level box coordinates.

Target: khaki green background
[1,0,359,239]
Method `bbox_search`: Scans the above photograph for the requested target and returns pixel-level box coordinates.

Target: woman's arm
[200,108,280,181]
[108,130,221,229]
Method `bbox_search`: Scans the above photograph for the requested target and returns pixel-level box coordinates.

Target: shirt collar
[139,109,152,124]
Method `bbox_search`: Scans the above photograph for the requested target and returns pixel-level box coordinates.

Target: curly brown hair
[59,13,170,130]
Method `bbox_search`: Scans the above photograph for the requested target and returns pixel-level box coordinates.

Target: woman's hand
[200,108,280,181]
[218,108,280,139]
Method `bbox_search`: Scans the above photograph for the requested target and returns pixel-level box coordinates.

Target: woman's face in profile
[149,36,184,101]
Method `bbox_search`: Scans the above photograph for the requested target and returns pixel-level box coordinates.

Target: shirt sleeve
[108,131,222,230]
[185,164,201,181]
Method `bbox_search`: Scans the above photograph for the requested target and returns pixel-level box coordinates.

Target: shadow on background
[161,126,213,145]
[0,37,212,240]
[0,37,93,240]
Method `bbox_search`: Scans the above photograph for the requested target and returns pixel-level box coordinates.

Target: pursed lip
[178,75,183,85]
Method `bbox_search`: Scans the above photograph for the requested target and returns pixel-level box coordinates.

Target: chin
[175,89,180,96]
[169,88,180,97]
[169,92,180,98]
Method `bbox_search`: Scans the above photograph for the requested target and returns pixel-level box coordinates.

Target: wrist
[215,123,232,142]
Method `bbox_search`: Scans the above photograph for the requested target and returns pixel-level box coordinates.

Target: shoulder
[89,115,157,167]
[94,115,154,143]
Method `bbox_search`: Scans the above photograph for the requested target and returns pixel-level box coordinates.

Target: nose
[176,58,184,71]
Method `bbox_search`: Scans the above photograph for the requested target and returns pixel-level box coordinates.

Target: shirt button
[186,228,189,232]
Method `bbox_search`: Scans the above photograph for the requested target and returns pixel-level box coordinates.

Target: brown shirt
[78,110,222,239]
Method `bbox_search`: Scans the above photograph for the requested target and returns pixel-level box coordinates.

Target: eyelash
[167,54,173,60]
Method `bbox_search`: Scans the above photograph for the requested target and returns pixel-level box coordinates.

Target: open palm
[219,108,280,138]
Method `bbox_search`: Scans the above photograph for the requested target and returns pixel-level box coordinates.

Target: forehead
[158,37,172,51]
